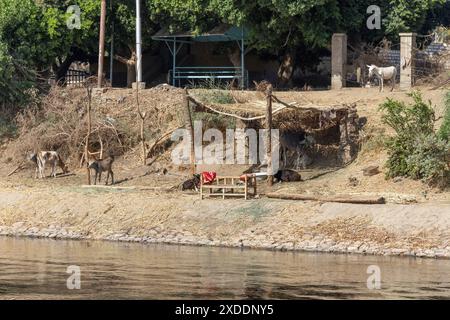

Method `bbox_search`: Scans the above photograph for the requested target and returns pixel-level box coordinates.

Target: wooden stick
[136,81,147,165]
[183,89,196,175]
[81,185,175,191]
[7,160,26,177]
[266,193,385,204]
[265,85,273,187]
[146,127,181,159]
[187,94,347,122]
[54,172,76,178]
[187,95,288,121]
[98,133,103,159]
[85,86,92,185]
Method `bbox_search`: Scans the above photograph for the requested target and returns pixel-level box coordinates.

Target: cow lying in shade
[28,151,69,179]
[274,169,301,182]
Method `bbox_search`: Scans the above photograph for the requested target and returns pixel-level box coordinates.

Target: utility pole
[97,0,107,87]
[109,0,114,86]
[135,0,143,84]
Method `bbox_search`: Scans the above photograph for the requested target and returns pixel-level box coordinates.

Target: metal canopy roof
[152,24,248,42]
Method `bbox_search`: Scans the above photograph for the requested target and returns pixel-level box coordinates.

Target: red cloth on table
[201,171,216,184]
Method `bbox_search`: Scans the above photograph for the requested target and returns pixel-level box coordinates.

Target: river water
[1,236,450,299]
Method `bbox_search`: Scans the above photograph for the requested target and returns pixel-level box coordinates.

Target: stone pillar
[331,33,347,90]
[399,33,416,90]
[132,82,146,90]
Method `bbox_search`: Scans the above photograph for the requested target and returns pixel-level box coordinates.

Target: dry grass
[3,86,186,167]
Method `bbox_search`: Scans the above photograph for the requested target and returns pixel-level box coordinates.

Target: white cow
[28,151,68,178]
[367,64,397,92]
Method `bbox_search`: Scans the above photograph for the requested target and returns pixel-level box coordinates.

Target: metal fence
[66,69,90,87]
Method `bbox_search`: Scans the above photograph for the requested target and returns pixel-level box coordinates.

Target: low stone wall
[0,187,449,259]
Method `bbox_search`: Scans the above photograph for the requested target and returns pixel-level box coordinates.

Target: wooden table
[200,174,257,200]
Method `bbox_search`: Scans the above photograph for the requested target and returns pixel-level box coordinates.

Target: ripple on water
[0,237,450,299]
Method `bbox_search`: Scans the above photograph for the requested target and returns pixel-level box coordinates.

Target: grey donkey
[88,154,115,185]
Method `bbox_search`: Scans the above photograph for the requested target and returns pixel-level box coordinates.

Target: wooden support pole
[265,84,273,186]
[97,0,107,88]
[136,81,147,165]
[85,86,92,185]
[183,89,196,176]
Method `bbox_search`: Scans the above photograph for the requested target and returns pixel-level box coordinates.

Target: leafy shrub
[438,91,450,141]
[192,111,236,132]
[196,90,235,104]
[189,78,236,104]
[380,91,449,186]
[406,133,449,183]
[0,115,17,139]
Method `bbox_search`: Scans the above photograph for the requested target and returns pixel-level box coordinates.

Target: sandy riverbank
[0,185,449,259]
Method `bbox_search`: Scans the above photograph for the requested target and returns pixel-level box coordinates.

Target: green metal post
[241,26,245,89]
[172,38,176,86]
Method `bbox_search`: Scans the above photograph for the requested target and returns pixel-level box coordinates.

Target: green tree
[380,91,449,186]
[149,0,446,86]
[112,0,158,87]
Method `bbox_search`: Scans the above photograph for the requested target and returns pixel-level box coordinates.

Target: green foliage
[380,91,449,186]
[197,90,235,105]
[149,0,346,50]
[0,114,17,139]
[149,0,447,53]
[190,79,236,104]
[406,133,449,182]
[192,111,236,132]
[383,0,442,35]
[438,91,450,141]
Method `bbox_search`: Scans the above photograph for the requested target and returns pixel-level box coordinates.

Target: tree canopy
[0,0,448,104]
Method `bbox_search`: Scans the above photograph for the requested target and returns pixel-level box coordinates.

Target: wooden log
[136,82,147,165]
[81,185,176,192]
[266,193,385,204]
[183,88,196,176]
[85,86,92,185]
[7,161,26,177]
[54,172,76,179]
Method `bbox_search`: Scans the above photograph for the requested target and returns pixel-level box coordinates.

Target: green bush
[380,91,450,186]
[438,91,450,141]
[189,78,236,104]
[406,133,449,183]
[0,115,17,139]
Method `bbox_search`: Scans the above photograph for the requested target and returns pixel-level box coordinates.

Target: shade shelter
[152,25,248,88]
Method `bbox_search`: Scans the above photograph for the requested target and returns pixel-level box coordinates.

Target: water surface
[1,237,449,299]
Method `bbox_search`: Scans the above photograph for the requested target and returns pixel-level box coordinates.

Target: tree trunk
[115,49,137,88]
[127,63,136,88]
[277,50,296,88]
[85,87,92,185]
[228,47,242,89]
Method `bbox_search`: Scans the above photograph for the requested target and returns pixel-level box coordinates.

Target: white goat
[367,64,397,92]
